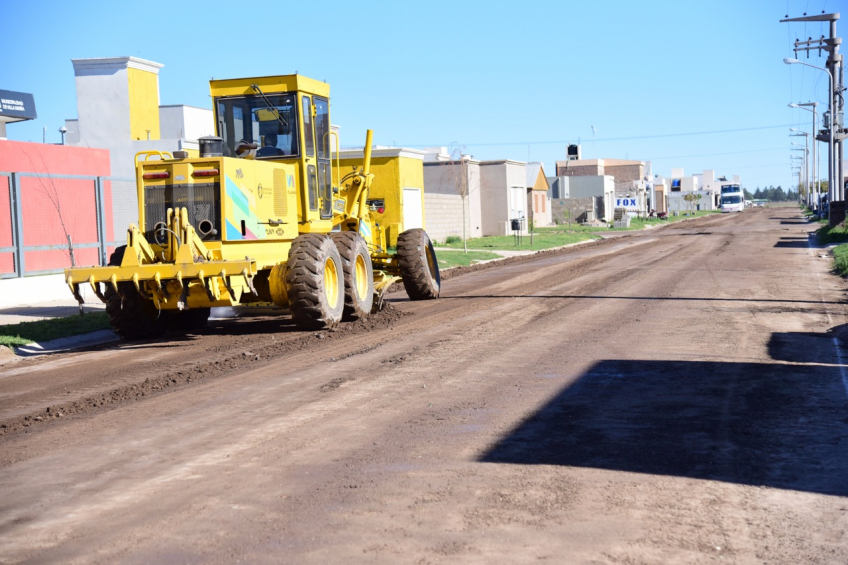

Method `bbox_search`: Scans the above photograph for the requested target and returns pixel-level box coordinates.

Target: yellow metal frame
[66,207,257,308]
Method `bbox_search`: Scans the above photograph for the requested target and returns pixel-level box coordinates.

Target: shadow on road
[480,358,848,496]
[774,236,813,248]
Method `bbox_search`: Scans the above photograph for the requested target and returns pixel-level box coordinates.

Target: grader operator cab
[65,74,440,339]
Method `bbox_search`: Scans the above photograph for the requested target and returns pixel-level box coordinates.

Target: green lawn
[538,210,721,234]
[816,223,848,245]
[435,249,502,268]
[437,232,596,252]
[435,210,724,253]
[833,244,848,277]
[0,312,111,348]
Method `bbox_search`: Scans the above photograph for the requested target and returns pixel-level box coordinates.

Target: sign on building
[0,89,37,121]
[615,197,639,211]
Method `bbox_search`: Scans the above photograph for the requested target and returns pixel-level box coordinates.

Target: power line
[402,124,798,149]
[636,146,788,162]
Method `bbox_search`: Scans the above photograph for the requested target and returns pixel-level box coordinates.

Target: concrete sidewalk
[0,274,104,326]
[0,299,105,326]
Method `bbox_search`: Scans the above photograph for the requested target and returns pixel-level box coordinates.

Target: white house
[422,149,483,243]
[64,56,214,179]
[479,160,528,235]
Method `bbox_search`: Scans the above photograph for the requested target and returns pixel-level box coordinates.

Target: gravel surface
[0,207,846,564]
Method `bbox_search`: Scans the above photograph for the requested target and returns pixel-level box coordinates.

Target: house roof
[554,157,645,168]
[479,159,526,166]
[526,162,549,191]
[336,146,426,161]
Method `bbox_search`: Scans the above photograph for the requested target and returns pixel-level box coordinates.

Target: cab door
[314,97,333,220]
[300,94,319,221]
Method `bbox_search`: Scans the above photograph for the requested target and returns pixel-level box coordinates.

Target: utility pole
[780,11,844,218]
[790,103,819,208]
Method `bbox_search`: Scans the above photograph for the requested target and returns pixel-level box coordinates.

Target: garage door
[403,188,423,230]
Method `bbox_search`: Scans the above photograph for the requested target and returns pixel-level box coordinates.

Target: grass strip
[538,210,722,234]
[816,223,848,245]
[0,312,111,347]
[436,232,595,252]
[435,250,502,268]
[833,244,848,277]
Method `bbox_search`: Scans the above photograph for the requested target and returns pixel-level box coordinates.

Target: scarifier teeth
[89,275,106,303]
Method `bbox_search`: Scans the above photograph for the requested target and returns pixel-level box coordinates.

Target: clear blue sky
[1,0,839,191]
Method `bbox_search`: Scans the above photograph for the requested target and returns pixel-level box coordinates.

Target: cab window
[216,93,299,159]
[302,96,315,158]
[315,97,330,160]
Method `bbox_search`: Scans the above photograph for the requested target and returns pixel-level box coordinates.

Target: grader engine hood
[139,158,224,244]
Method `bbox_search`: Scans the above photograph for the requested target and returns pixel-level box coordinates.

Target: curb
[14,329,120,357]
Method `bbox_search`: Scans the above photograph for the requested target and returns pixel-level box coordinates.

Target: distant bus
[720,184,744,213]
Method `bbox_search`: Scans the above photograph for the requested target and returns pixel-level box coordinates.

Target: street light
[58,126,67,146]
[784,58,836,202]
[789,102,819,205]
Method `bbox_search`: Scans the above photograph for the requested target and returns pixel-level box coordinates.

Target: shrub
[445,235,462,244]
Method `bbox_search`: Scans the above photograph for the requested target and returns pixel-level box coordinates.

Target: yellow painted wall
[127,67,161,140]
[337,155,424,246]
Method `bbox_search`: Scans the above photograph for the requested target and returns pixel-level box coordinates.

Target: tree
[743,188,753,200]
[448,144,472,254]
[683,192,703,214]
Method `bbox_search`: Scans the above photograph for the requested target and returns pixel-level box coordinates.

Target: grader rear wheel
[286,234,345,330]
[397,228,440,300]
[330,232,374,321]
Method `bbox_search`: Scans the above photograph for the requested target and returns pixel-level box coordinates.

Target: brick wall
[551,197,597,224]
[605,164,643,182]
[423,192,466,244]
[556,163,603,177]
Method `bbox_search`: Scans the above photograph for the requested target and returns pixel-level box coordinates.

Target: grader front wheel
[104,246,169,340]
[330,232,374,321]
[397,228,441,300]
[286,234,345,330]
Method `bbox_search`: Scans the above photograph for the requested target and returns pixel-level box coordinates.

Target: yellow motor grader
[65,74,440,339]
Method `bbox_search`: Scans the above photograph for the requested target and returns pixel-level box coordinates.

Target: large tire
[397,228,440,300]
[286,234,345,330]
[104,246,169,340]
[330,232,374,321]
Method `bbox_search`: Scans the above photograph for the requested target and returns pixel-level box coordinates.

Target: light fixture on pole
[58,126,67,146]
[590,125,596,159]
[784,58,836,202]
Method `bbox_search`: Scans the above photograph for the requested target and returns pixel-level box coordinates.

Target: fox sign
[615,197,639,211]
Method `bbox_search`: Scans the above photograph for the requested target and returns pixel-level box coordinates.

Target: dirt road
[1,207,847,564]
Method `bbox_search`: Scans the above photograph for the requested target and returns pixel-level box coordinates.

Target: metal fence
[0,171,138,279]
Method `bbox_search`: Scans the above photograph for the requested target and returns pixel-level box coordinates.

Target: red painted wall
[0,140,110,176]
[0,140,112,273]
